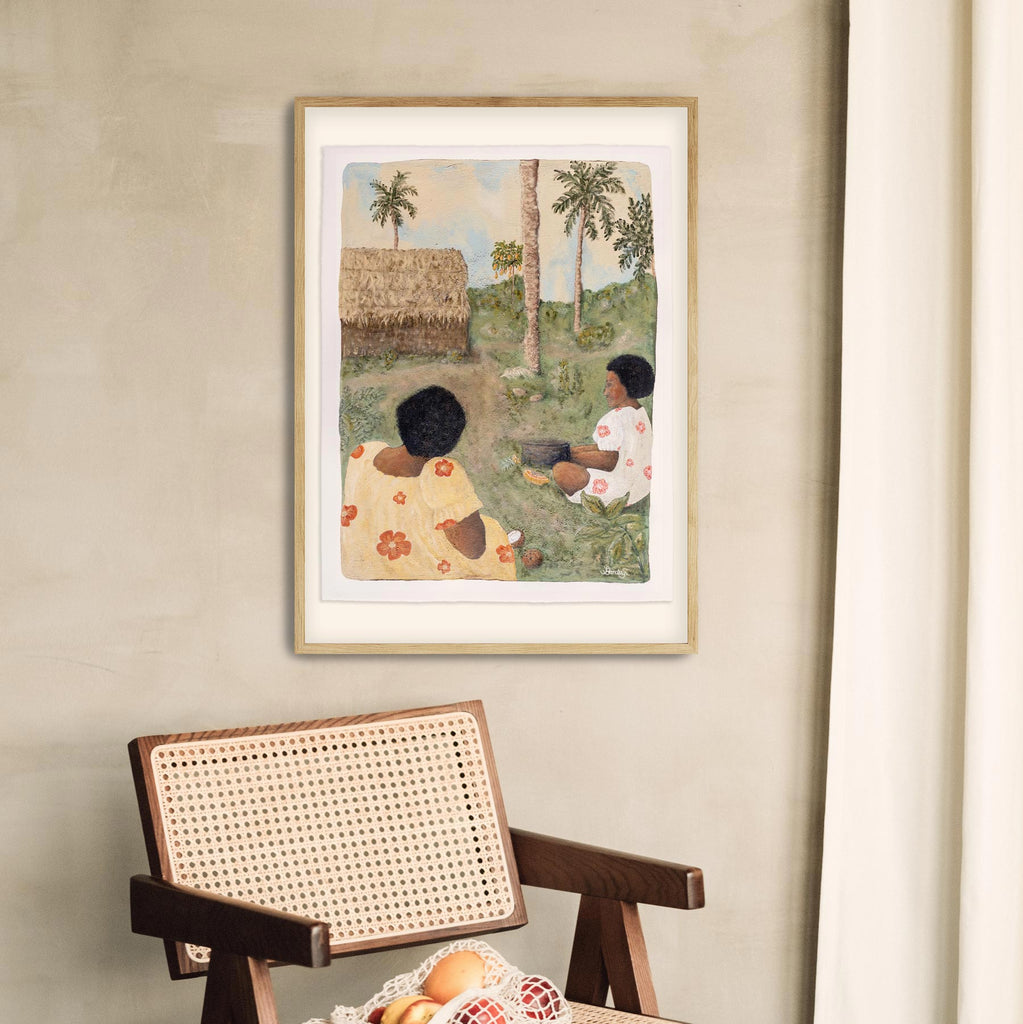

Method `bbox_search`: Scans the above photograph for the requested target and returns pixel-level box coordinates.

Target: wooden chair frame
[129,703,704,1024]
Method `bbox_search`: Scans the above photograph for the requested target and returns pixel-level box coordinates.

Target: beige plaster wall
[0,1,845,1022]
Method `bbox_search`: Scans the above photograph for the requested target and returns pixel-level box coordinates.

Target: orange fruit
[522,468,549,485]
[423,950,487,1003]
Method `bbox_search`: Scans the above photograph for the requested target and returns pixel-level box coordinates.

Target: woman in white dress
[553,354,654,507]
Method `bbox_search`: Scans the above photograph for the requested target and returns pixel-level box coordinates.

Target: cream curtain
[814,0,1023,1020]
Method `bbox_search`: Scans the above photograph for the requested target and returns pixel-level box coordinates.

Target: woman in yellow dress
[340,386,516,581]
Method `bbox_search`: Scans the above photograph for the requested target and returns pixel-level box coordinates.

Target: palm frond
[611,192,655,277]
[366,170,420,240]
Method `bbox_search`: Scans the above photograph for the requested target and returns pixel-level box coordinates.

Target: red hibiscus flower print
[635,421,647,434]
[376,530,412,560]
[434,459,454,477]
[340,504,358,527]
[437,560,452,574]
[435,518,456,531]
[496,545,514,564]
[393,491,406,505]
[351,444,365,459]
[597,424,611,439]
[644,465,652,480]
[626,458,634,467]
[591,478,609,495]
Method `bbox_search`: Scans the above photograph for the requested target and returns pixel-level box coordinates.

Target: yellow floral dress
[340,441,517,581]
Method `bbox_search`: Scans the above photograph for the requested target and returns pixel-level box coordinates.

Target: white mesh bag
[303,940,572,1024]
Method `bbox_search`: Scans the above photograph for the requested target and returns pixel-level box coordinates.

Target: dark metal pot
[520,438,571,467]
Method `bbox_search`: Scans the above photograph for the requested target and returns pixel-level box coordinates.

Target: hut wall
[341,322,469,357]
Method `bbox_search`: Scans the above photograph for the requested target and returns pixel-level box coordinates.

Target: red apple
[453,998,507,1024]
[519,977,564,1020]
[368,1009,385,1024]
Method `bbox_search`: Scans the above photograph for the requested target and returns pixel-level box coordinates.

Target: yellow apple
[398,999,444,1024]
[381,996,430,1024]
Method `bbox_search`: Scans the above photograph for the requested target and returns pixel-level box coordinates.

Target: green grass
[339,275,657,584]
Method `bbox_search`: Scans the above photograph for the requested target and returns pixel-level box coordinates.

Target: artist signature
[601,566,629,577]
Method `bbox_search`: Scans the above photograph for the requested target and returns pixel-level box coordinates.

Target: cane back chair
[129,701,704,1024]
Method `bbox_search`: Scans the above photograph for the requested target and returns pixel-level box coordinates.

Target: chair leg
[565,895,659,1017]
[201,951,280,1024]
[599,899,658,1016]
[565,894,611,1006]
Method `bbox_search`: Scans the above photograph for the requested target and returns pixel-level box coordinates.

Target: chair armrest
[509,829,705,910]
[130,875,332,967]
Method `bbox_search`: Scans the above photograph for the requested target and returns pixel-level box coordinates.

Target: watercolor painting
[334,157,660,586]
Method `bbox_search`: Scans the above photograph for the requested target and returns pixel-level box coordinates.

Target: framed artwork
[295,98,697,653]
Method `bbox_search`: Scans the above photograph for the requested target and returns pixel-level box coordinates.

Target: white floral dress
[566,405,652,506]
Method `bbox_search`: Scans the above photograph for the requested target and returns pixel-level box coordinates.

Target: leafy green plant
[575,492,649,581]
[491,240,523,283]
[575,321,614,351]
[339,384,386,456]
[612,192,655,279]
[555,359,585,398]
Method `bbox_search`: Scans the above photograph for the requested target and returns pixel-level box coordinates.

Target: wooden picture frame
[295,98,697,653]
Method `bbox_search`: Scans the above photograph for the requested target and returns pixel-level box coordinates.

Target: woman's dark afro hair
[395,385,467,458]
[606,354,655,399]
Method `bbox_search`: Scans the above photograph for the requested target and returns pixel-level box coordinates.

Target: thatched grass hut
[338,248,471,357]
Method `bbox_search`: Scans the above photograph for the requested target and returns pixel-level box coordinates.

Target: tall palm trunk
[392,218,399,249]
[573,205,587,334]
[520,159,541,375]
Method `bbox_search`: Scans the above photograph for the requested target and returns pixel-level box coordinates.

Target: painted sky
[339,159,652,303]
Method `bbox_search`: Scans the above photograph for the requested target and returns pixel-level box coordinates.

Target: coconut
[507,529,524,548]
[522,548,543,568]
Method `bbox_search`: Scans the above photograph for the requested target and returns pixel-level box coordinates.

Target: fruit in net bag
[423,950,487,1003]
[452,997,507,1024]
[377,997,444,1024]
[399,1001,444,1024]
[518,977,565,1020]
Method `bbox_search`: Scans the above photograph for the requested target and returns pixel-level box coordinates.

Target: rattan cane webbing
[568,1005,688,1024]
[148,712,517,964]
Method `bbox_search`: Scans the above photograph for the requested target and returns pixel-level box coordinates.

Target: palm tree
[613,192,655,279]
[369,170,418,249]
[551,161,625,333]
[519,159,541,375]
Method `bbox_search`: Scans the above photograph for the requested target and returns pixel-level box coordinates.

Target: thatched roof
[339,248,471,328]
